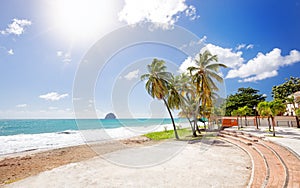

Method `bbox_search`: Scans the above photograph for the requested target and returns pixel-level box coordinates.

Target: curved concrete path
[5,140,251,188]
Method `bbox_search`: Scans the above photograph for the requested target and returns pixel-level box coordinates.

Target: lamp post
[253,105,258,129]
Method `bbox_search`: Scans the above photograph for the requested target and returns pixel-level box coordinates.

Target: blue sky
[0,0,300,119]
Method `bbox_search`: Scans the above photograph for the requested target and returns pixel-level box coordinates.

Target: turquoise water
[0,119,186,136]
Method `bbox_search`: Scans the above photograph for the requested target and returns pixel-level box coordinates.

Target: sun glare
[49,0,117,43]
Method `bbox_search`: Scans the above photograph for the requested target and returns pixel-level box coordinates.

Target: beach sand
[2,137,251,187]
[0,136,155,185]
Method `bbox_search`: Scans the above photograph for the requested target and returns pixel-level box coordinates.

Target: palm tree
[269,100,286,136]
[257,101,272,131]
[175,73,198,136]
[187,50,227,128]
[239,106,252,127]
[257,100,286,136]
[141,59,180,139]
[231,109,241,129]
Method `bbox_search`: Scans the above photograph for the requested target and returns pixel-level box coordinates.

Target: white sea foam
[0,123,190,156]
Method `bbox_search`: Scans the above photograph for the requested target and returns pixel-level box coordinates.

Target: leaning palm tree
[175,73,202,136]
[187,50,227,128]
[141,59,180,139]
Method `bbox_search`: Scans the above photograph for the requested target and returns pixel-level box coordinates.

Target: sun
[48,0,118,43]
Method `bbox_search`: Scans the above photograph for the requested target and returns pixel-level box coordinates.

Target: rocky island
[104,113,116,119]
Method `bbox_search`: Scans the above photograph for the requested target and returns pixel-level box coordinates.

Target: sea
[0,118,188,156]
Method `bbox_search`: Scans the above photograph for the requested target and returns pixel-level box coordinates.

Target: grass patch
[4,178,22,184]
[144,128,218,141]
[263,129,272,132]
[144,128,191,141]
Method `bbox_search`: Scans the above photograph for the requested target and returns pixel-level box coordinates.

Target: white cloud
[179,43,244,72]
[57,51,71,63]
[16,104,27,108]
[238,70,278,83]
[49,106,58,110]
[56,51,63,57]
[203,44,244,68]
[235,44,246,51]
[227,48,300,82]
[7,49,14,55]
[185,5,200,20]
[39,92,69,101]
[246,44,254,49]
[124,69,140,80]
[1,18,32,35]
[180,36,207,50]
[118,0,199,29]
[235,43,254,51]
[178,56,196,73]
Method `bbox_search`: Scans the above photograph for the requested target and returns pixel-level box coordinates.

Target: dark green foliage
[295,108,300,117]
[272,77,300,101]
[224,87,266,116]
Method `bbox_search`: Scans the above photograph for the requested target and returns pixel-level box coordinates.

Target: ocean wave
[0,123,190,156]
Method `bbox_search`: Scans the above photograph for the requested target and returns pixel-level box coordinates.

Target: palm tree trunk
[296,116,300,128]
[195,122,201,134]
[187,116,197,137]
[245,116,248,126]
[193,118,198,136]
[268,117,271,131]
[237,115,240,130]
[163,98,179,139]
[271,116,276,136]
[240,116,243,128]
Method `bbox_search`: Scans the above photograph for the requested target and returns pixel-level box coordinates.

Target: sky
[0,0,300,119]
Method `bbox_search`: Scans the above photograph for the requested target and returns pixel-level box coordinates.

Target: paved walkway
[226,126,300,157]
[222,126,300,187]
[5,140,251,188]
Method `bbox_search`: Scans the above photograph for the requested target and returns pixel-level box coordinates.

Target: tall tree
[296,108,300,128]
[231,109,242,129]
[257,101,272,131]
[238,106,252,127]
[141,59,180,139]
[269,100,286,136]
[272,77,300,101]
[175,73,207,136]
[187,50,227,130]
[225,87,266,116]
[272,77,300,128]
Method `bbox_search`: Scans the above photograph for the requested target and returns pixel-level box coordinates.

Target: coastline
[0,122,189,185]
[0,122,190,157]
[1,121,218,186]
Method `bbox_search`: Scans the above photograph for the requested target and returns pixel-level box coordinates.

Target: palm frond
[205,63,226,72]
[207,71,224,83]
[140,73,150,81]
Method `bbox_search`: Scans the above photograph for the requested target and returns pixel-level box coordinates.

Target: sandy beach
[0,136,156,185]
[2,137,251,187]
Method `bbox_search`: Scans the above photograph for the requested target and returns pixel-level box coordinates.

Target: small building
[221,116,238,128]
[285,91,300,116]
